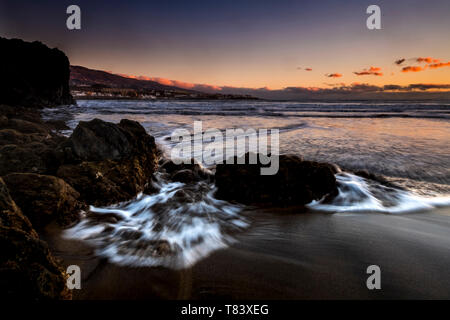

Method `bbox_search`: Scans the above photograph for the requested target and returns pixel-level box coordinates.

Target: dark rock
[0,178,70,300]
[214,153,338,206]
[57,119,159,206]
[6,118,50,134]
[0,129,37,145]
[0,178,37,238]
[45,120,70,131]
[0,143,49,175]
[0,115,8,127]
[0,104,44,124]
[3,173,82,228]
[69,119,132,161]
[0,226,71,300]
[161,158,213,183]
[0,37,74,108]
[171,169,196,183]
[0,138,66,176]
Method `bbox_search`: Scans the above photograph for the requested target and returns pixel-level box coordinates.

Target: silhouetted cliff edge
[0,37,74,108]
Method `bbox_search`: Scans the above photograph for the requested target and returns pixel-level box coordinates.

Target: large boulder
[0,37,74,108]
[69,118,132,161]
[0,178,70,300]
[57,119,159,206]
[215,153,338,206]
[3,173,82,228]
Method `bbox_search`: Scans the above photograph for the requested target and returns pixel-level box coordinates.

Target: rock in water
[70,118,132,161]
[57,118,159,206]
[215,153,338,206]
[0,37,74,108]
[0,178,71,300]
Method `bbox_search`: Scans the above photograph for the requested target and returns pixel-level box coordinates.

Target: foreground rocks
[0,116,160,300]
[215,153,338,206]
[0,105,67,176]
[3,173,82,229]
[0,178,71,300]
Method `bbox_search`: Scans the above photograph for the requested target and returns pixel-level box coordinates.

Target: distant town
[70,65,258,100]
[71,84,258,100]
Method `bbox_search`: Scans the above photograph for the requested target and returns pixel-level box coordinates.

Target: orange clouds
[417,57,439,64]
[325,73,342,78]
[400,57,450,73]
[305,68,313,71]
[402,66,424,73]
[114,72,223,91]
[354,66,383,76]
[428,61,450,69]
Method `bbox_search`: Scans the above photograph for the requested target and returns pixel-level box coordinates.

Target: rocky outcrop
[56,118,159,206]
[0,178,70,300]
[215,153,338,206]
[0,37,74,108]
[0,109,67,176]
[3,173,82,229]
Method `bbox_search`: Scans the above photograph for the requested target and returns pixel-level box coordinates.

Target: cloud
[215,82,450,100]
[417,57,440,64]
[305,68,313,71]
[401,66,424,73]
[395,58,405,65]
[114,72,223,91]
[406,83,450,91]
[428,61,450,69]
[353,66,383,76]
[110,70,450,100]
[325,73,343,78]
[383,84,403,91]
[398,56,449,73]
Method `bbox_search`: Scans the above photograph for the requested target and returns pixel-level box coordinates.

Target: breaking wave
[308,173,450,213]
[64,174,248,269]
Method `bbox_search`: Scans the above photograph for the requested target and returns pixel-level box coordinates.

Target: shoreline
[43,207,450,299]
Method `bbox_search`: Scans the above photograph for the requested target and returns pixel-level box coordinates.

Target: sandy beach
[44,206,450,300]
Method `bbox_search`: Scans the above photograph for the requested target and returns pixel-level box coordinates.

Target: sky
[1,0,449,98]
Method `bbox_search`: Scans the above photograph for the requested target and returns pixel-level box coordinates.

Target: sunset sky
[1,0,449,96]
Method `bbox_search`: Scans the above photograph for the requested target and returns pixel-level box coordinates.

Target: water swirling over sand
[308,172,450,214]
[64,173,248,269]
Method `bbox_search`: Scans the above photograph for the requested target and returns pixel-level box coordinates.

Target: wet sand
[43,207,450,300]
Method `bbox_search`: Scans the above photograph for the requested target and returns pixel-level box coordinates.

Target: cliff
[0,37,74,108]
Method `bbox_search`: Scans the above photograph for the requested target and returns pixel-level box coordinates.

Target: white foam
[308,173,450,213]
[64,177,247,269]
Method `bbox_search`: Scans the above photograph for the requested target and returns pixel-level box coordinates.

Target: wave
[308,173,450,214]
[63,174,248,269]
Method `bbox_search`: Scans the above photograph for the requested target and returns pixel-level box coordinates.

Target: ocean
[42,100,450,298]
